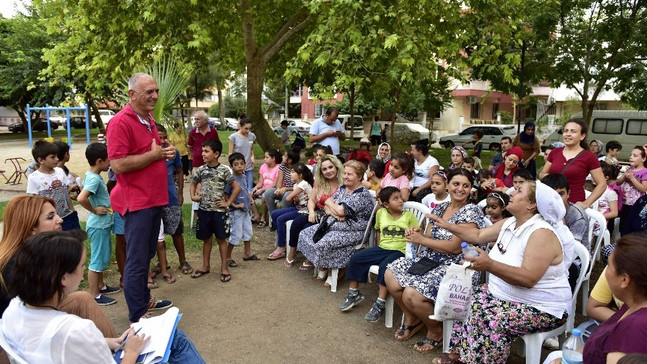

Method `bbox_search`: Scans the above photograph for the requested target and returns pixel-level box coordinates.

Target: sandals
[227,259,238,267]
[162,274,176,284]
[180,261,193,275]
[284,259,294,268]
[431,353,462,364]
[220,273,232,283]
[395,321,424,341]
[191,269,210,279]
[147,280,159,289]
[267,249,286,260]
[414,337,442,354]
[299,262,314,271]
[243,254,260,261]
[150,263,170,279]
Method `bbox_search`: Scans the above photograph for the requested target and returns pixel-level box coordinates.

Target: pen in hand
[115,327,142,352]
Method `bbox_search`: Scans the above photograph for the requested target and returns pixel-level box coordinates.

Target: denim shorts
[229,209,252,245]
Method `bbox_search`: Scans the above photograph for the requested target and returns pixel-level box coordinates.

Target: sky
[0,0,27,18]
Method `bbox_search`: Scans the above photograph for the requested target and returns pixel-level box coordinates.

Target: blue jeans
[345,246,404,285]
[263,188,294,217]
[270,207,301,248]
[123,207,162,323]
[244,169,254,192]
[287,214,313,248]
[167,329,206,364]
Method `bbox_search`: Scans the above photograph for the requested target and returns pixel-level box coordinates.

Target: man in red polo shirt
[187,110,219,169]
[107,73,176,323]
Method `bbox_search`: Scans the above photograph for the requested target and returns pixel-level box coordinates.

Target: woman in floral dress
[385,168,485,353]
[297,161,374,283]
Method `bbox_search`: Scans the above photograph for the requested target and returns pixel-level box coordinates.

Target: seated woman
[0,195,116,337]
[544,232,647,364]
[297,160,374,284]
[430,180,573,363]
[2,230,205,364]
[384,168,485,353]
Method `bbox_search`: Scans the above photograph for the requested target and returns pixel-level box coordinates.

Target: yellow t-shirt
[590,267,623,309]
[375,208,420,254]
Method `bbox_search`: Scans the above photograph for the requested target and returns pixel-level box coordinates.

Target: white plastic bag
[429,262,474,321]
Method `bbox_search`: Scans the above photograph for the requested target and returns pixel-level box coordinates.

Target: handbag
[312,215,333,243]
[429,262,475,321]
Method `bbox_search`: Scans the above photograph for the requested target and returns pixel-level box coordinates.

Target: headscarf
[590,139,604,158]
[550,141,565,149]
[451,146,468,159]
[494,146,522,179]
[535,180,575,266]
[376,142,391,162]
[519,121,536,145]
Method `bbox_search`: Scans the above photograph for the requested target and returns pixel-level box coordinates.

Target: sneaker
[99,285,122,295]
[364,301,386,322]
[148,296,173,311]
[95,295,117,306]
[543,336,559,350]
[339,290,364,312]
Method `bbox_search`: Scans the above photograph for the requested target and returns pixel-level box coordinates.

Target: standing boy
[190,139,241,283]
[26,140,80,230]
[77,143,120,305]
[462,128,484,170]
[225,152,257,267]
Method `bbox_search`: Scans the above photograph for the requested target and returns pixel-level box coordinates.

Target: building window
[492,103,499,120]
[315,104,323,117]
[470,103,480,119]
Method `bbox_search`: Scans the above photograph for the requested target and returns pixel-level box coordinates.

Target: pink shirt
[380,173,411,190]
[106,104,168,214]
[259,163,279,189]
[622,167,647,206]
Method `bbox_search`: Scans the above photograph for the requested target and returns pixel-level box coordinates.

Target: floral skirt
[450,284,566,364]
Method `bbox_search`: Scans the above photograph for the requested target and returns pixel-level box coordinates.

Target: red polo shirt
[106,104,168,214]
[187,126,219,167]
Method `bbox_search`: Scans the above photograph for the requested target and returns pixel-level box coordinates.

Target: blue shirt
[226,174,250,211]
[166,148,182,207]
[83,171,113,229]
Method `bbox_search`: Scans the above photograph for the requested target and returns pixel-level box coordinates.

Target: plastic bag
[429,262,474,321]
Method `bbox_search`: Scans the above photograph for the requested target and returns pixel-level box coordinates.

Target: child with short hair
[268,163,314,263]
[462,129,484,169]
[421,170,450,210]
[54,141,81,199]
[280,119,290,148]
[190,139,241,283]
[228,117,256,193]
[339,187,420,322]
[26,140,80,230]
[594,163,619,237]
[362,159,385,191]
[512,168,532,191]
[225,152,258,266]
[602,140,622,166]
[477,168,506,201]
[376,152,414,201]
[77,143,119,305]
[251,149,282,224]
[308,144,327,166]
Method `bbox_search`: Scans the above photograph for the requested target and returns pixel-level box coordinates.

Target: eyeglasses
[497,241,507,254]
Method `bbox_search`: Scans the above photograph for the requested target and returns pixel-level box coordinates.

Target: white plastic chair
[442,242,590,363]
[368,201,430,328]
[581,208,609,315]
[189,201,199,229]
[0,319,29,364]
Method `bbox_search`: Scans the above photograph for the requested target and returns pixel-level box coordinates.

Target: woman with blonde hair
[0,195,117,337]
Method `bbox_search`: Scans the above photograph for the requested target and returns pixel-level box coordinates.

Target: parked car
[439,124,517,151]
[338,114,365,140]
[272,120,311,136]
[8,119,59,133]
[225,118,238,130]
[542,110,647,162]
[98,109,116,126]
[69,116,98,129]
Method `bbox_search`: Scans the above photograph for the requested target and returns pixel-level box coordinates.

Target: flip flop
[242,254,260,261]
[267,250,286,260]
[395,321,424,341]
[191,269,210,279]
[227,259,238,267]
[220,273,232,283]
[299,262,314,271]
[180,261,193,275]
[414,337,442,354]
[147,281,159,289]
[162,274,176,284]
[284,259,294,268]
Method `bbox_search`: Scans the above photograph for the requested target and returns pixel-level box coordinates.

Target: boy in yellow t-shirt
[338,186,420,322]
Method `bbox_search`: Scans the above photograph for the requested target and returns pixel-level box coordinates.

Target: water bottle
[561,329,584,364]
[461,242,479,258]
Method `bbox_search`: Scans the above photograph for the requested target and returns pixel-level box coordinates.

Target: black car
[8,120,59,133]
[69,116,98,128]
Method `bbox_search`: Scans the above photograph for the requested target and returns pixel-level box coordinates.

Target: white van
[542,110,647,162]
[337,114,364,140]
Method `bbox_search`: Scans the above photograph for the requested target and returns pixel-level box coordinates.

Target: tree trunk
[247,60,282,151]
[86,93,104,133]
[217,85,226,131]
[390,89,401,143]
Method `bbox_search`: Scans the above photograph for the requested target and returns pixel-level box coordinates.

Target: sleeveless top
[316,190,336,209]
[488,214,572,318]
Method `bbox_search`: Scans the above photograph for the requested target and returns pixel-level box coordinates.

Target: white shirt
[412,155,439,187]
[2,298,115,364]
[309,117,343,155]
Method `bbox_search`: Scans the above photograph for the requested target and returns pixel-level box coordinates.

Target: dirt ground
[0,137,558,363]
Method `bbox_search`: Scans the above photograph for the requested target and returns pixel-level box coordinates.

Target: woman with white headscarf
[428,180,573,364]
[375,142,392,177]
